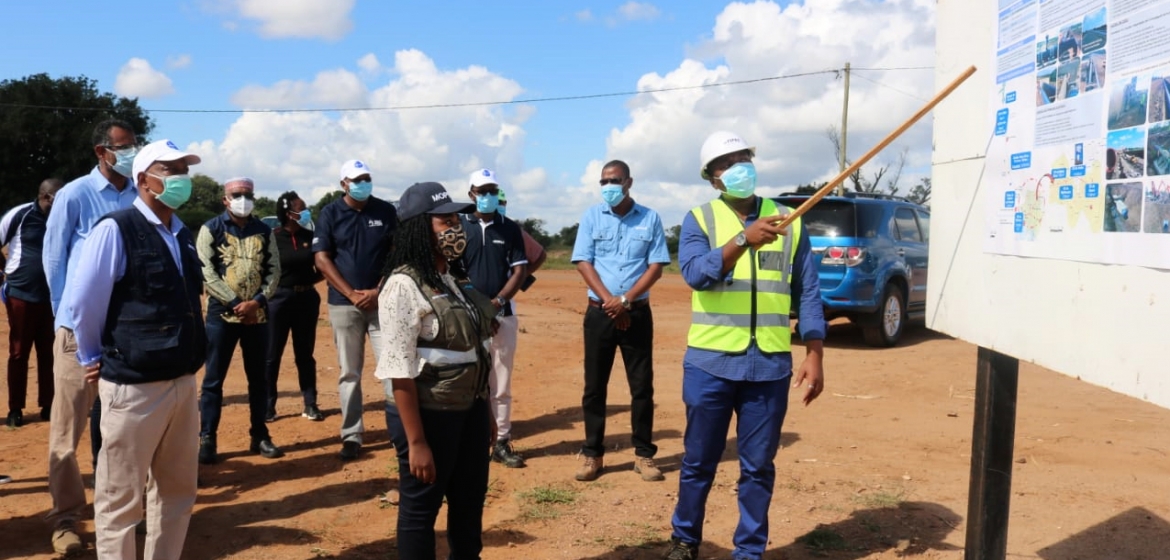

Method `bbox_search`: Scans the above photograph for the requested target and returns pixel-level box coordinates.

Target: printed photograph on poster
[1082,7,1107,54]
[1037,34,1059,69]
[1143,179,1170,233]
[1108,74,1149,130]
[1148,69,1170,123]
[1146,122,1170,176]
[1058,22,1083,62]
[1104,182,1143,232]
[1080,50,1106,93]
[1107,127,1146,180]
[1038,61,1082,104]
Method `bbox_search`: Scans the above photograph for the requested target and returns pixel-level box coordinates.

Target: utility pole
[837,62,851,196]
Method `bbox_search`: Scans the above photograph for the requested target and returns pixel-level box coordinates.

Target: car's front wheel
[861,285,905,347]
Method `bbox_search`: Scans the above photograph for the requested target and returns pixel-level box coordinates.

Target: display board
[931,0,1170,409]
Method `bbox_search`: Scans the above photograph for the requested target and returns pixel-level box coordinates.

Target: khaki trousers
[95,375,198,560]
[45,327,99,529]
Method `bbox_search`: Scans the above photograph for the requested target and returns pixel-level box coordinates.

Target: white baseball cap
[469,168,497,188]
[132,139,201,180]
[699,131,755,180]
[339,159,372,180]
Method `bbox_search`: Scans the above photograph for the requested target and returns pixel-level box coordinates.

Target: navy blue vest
[99,208,206,384]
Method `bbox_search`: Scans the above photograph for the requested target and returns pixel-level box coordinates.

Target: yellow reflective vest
[687,197,801,353]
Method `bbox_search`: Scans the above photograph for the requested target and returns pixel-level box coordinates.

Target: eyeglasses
[599,177,626,186]
[103,143,137,152]
[229,192,256,200]
[472,187,500,196]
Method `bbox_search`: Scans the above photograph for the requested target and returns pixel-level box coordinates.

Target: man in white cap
[663,131,825,560]
[67,139,207,559]
[313,159,397,460]
[458,169,528,468]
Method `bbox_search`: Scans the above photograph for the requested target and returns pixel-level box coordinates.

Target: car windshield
[777,198,858,238]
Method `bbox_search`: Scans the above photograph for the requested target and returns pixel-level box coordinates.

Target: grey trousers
[328,304,383,444]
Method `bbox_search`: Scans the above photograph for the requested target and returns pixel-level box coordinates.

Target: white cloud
[113,58,175,99]
[215,0,356,40]
[575,9,593,22]
[166,54,193,69]
[616,2,661,22]
[193,50,540,208]
[566,0,937,230]
[357,53,381,74]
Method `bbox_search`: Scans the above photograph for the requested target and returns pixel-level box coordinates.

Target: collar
[601,200,641,217]
[133,197,184,235]
[89,165,135,193]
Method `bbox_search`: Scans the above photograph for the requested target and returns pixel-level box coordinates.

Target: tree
[177,174,224,228]
[826,126,907,195]
[554,223,579,249]
[907,177,932,206]
[254,196,276,218]
[313,190,345,214]
[665,224,682,255]
[0,74,153,212]
[519,218,552,247]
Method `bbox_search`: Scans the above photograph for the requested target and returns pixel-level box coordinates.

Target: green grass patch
[542,249,680,274]
[851,489,906,509]
[518,484,579,521]
[797,527,850,553]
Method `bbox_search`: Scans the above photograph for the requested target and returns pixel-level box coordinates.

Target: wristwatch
[734,231,748,248]
[620,295,631,310]
[495,296,507,307]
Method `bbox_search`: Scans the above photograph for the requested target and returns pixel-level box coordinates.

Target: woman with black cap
[374,181,496,560]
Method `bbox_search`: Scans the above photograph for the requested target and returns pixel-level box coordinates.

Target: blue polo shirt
[312,196,397,306]
[570,201,671,301]
[458,212,528,317]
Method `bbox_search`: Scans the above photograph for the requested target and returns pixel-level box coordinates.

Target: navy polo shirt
[459,213,527,316]
[312,196,397,305]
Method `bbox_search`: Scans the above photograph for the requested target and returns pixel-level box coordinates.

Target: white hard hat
[699,131,755,180]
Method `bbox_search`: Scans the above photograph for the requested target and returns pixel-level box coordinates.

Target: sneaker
[301,405,324,422]
[250,438,285,459]
[0,474,11,484]
[198,435,218,465]
[339,440,361,461]
[663,537,699,560]
[264,409,277,423]
[51,524,84,555]
[575,455,603,482]
[6,410,23,428]
[491,439,526,468]
[634,456,665,482]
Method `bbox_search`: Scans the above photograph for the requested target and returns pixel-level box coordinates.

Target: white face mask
[228,196,254,218]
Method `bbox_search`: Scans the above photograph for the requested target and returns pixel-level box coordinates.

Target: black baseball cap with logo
[397,182,475,221]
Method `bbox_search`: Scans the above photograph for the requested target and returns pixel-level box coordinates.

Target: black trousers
[200,313,270,441]
[265,287,320,410]
[581,304,657,458]
[386,398,491,560]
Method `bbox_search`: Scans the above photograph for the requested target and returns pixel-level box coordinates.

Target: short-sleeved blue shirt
[312,196,397,305]
[570,201,671,301]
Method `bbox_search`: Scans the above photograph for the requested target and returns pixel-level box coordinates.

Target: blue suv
[774,192,930,347]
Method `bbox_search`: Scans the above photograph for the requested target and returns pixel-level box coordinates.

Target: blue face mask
[497,204,507,218]
[348,180,373,201]
[296,209,312,228]
[601,185,626,207]
[476,193,499,214]
[719,162,757,199]
[110,147,138,178]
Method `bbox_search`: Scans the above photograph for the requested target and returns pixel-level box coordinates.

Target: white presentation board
[931,0,1170,409]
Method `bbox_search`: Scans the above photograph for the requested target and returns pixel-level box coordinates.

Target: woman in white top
[374,181,496,560]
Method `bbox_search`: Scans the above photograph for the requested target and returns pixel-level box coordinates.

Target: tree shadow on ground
[571,501,962,559]
[1038,506,1170,560]
[323,526,537,559]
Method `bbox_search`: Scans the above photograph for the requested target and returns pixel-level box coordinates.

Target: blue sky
[3,0,937,230]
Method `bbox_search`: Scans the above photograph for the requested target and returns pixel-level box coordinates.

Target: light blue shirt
[570,201,671,301]
[69,198,187,367]
[43,166,138,330]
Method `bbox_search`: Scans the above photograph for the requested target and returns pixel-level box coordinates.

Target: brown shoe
[634,456,665,481]
[52,524,84,555]
[575,455,603,481]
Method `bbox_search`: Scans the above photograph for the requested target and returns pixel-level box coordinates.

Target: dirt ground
[2,269,1169,559]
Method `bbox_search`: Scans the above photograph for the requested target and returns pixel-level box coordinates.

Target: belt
[290,285,315,293]
[588,298,649,310]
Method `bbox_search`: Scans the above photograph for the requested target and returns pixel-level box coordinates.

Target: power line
[0,66,931,115]
[849,71,930,102]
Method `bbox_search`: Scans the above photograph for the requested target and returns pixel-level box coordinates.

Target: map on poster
[985,0,1170,268]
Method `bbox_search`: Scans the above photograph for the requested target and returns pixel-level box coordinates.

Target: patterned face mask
[436,222,468,261]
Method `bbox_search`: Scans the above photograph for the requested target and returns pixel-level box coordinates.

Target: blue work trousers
[670,363,790,560]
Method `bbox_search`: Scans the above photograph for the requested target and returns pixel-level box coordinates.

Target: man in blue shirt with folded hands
[663,131,826,560]
[570,159,670,483]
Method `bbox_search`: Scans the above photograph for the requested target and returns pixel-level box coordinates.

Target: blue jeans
[199,313,270,441]
[670,364,790,560]
[385,391,491,560]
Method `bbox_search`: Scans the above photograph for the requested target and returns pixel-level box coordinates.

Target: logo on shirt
[312,237,320,244]
[492,239,505,245]
[368,219,384,227]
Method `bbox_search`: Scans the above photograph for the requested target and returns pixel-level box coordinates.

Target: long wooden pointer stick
[777,65,978,229]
